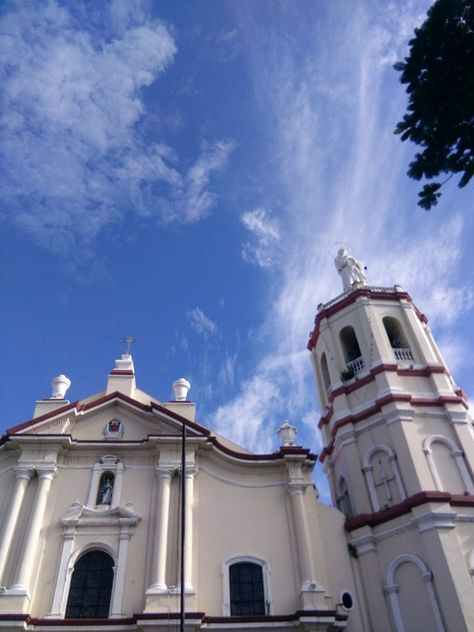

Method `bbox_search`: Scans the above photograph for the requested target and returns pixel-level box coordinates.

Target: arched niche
[336,476,353,518]
[385,554,445,632]
[423,435,474,494]
[320,352,331,393]
[96,471,115,505]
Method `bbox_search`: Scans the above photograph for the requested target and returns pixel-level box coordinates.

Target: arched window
[339,326,364,373]
[423,435,474,494]
[336,476,353,517]
[229,562,265,615]
[383,317,413,361]
[65,551,114,619]
[385,554,445,632]
[363,445,406,511]
[96,472,115,505]
[222,556,270,616]
[320,353,331,393]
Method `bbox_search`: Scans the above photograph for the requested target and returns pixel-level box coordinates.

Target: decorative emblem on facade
[103,418,124,439]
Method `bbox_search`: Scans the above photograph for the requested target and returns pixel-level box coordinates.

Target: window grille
[65,551,114,619]
[229,562,265,616]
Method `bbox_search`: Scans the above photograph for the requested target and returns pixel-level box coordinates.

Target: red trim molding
[203,610,348,623]
[5,391,210,437]
[326,363,448,406]
[2,392,317,465]
[319,391,468,462]
[110,370,134,376]
[346,491,474,531]
[14,609,348,628]
[308,287,427,351]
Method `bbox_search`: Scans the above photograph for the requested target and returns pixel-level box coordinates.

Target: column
[110,531,131,617]
[0,467,34,586]
[183,468,197,593]
[147,467,174,593]
[11,467,56,593]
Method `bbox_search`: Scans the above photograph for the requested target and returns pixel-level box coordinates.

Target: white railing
[347,356,365,374]
[320,286,399,311]
[394,347,413,361]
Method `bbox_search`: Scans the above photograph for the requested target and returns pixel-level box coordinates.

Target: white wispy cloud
[0,2,233,264]
[212,374,281,453]
[218,352,238,389]
[161,140,235,224]
[436,335,465,377]
[241,207,280,267]
[187,307,219,339]
[212,1,473,471]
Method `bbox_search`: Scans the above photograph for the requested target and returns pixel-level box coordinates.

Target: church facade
[0,356,360,630]
[0,259,473,631]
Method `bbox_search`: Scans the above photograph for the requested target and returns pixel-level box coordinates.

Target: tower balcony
[347,356,365,374]
[393,347,414,362]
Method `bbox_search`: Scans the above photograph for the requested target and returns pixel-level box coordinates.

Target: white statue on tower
[334,248,367,292]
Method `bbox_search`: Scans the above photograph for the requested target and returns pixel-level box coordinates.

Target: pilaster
[0,467,34,587]
[285,458,327,610]
[11,466,57,595]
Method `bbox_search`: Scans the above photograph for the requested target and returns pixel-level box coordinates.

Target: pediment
[9,393,208,443]
[60,501,140,527]
[68,402,180,442]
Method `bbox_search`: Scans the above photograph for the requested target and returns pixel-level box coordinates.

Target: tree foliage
[394,0,474,209]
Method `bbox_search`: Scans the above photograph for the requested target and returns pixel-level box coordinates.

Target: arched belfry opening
[339,326,364,373]
[382,316,413,361]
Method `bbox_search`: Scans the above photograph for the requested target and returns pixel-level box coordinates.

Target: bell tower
[308,253,474,632]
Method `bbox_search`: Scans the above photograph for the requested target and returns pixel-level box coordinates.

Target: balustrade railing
[320,286,399,311]
[393,347,413,361]
[347,356,365,374]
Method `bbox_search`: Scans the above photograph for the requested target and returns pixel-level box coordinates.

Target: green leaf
[418,183,442,210]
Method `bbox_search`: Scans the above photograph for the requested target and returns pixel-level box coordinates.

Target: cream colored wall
[316,503,368,631]
[349,506,474,632]
[0,424,361,624]
[196,468,296,614]
[69,405,167,441]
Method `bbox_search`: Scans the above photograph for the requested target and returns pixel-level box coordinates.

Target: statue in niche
[334,249,368,292]
[97,474,114,505]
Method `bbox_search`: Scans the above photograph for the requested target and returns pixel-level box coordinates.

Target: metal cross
[121,335,137,355]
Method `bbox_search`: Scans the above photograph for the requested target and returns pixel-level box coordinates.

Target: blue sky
[1,0,473,502]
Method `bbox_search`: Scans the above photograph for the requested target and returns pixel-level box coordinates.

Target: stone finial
[172,378,191,401]
[50,375,71,400]
[277,420,297,446]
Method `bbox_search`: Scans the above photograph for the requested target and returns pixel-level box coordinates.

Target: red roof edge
[307,286,424,351]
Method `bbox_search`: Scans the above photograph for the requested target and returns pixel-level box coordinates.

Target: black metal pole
[180,420,186,632]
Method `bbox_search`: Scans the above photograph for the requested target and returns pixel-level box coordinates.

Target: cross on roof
[121,335,137,355]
